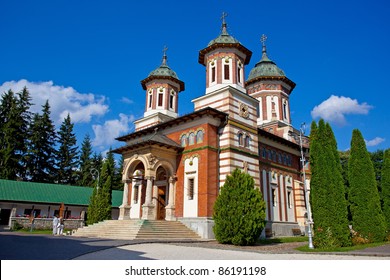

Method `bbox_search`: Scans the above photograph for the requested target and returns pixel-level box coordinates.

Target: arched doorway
[155,166,168,220]
[130,162,146,219]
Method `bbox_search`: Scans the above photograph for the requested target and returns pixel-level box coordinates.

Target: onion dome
[246,35,295,89]
[141,47,185,91]
[198,13,252,65]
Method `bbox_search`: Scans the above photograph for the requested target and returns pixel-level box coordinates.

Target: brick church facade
[113,18,310,239]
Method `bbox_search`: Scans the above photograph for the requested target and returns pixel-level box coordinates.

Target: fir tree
[309,120,351,248]
[213,169,266,246]
[55,114,79,184]
[26,101,57,183]
[348,129,386,242]
[0,88,32,179]
[77,134,94,186]
[380,149,390,234]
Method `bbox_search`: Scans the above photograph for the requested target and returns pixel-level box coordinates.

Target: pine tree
[0,88,32,179]
[309,120,351,248]
[77,134,94,187]
[213,169,266,246]
[55,114,79,184]
[380,149,390,234]
[348,129,386,242]
[26,101,57,183]
[113,156,124,191]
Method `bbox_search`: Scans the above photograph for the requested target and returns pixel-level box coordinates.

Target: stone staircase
[73,220,201,240]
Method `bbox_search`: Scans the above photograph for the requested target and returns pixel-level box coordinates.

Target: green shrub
[213,169,266,246]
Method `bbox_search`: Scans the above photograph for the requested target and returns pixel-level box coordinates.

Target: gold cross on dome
[261,34,267,46]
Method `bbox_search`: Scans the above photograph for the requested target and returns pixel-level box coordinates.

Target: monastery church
[113,17,310,239]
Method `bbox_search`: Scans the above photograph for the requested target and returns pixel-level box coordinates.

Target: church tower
[246,35,296,139]
[192,14,260,188]
[134,48,185,131]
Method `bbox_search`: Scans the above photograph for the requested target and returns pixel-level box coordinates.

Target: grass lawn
[296,241,390,252]
[12,228,71,235]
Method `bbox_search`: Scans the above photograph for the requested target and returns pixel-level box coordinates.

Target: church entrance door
[156,186,166,220]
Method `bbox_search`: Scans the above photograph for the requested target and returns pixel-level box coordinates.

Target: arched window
[196,130,204,143]
[238,132,244,146]
[181,135,187,147]
[148,91,153,108]
[169,91,175,110]
[189,132,195,145]
[244,135,250,148]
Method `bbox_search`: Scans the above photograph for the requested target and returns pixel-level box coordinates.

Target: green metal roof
[247,48,286,81]
[0,179,123,207]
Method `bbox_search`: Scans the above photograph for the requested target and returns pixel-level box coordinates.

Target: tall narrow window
[272,189,276,206]
[224,64,230,80]
[189,132,195,145]
[196,130,204,143]
[169,92,175,110]
[158,92,163,107]
[238,133,244,146]
[211,65,216,83]
[245,135,250,148]
[148,91,153,108]
[287,190,292,208]
[283,101,287,120]
[237,65,242,83]
[188,178,194,200]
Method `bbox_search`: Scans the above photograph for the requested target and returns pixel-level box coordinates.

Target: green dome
[207,20,241,47]
[148,64,179,80]
[247,50,286,81]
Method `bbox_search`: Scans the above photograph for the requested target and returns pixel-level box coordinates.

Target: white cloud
[0,79,109,124]
[365,137,385,147]
[92,113,135,148]
[121,97,134,104]
[311,95,373,126]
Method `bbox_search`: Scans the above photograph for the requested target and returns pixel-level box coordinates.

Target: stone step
[73,219,201,240]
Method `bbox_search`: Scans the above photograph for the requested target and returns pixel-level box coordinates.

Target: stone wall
[10,217,85,230]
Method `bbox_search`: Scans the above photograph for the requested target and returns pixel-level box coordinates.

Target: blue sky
[1,0,389,155]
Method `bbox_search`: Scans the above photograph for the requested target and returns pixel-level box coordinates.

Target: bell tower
[246,35,296,139]
[192,13,260,189]
[134,47,185,131]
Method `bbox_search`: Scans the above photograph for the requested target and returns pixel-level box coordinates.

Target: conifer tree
[55,114,79,184]
[309,120,350,248]
[87,160,112,224]
[380,149,390,234]
[77,134,94,187]
[348,129,386,242]
[27,101,57,183]
[0,88,32,179]
[213,169,266,246]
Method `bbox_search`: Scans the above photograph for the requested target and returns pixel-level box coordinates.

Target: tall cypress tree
[77,134,94,187]
[27,101,57,183]
[348,129,386,242]
[55,114,79,184]
[380,149,390,234]
[310,120,350,248]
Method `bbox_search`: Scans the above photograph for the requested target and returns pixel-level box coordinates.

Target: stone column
[142,176,155,220]
[119,180,131,220]
[165,176,177,221]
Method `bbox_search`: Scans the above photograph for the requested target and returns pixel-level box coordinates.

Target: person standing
[52,215,58,235]
[57,217,64,235]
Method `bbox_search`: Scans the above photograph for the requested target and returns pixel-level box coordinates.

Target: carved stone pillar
[142,176,155,220]
[119,179,131,220]
[165,176,177,221]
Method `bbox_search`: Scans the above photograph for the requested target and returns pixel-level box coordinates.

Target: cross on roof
[163,46,168,56]
[261,34,267,46]
[221,12,228,24]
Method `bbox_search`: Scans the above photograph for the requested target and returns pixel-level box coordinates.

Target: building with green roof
[0,179,123,227]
